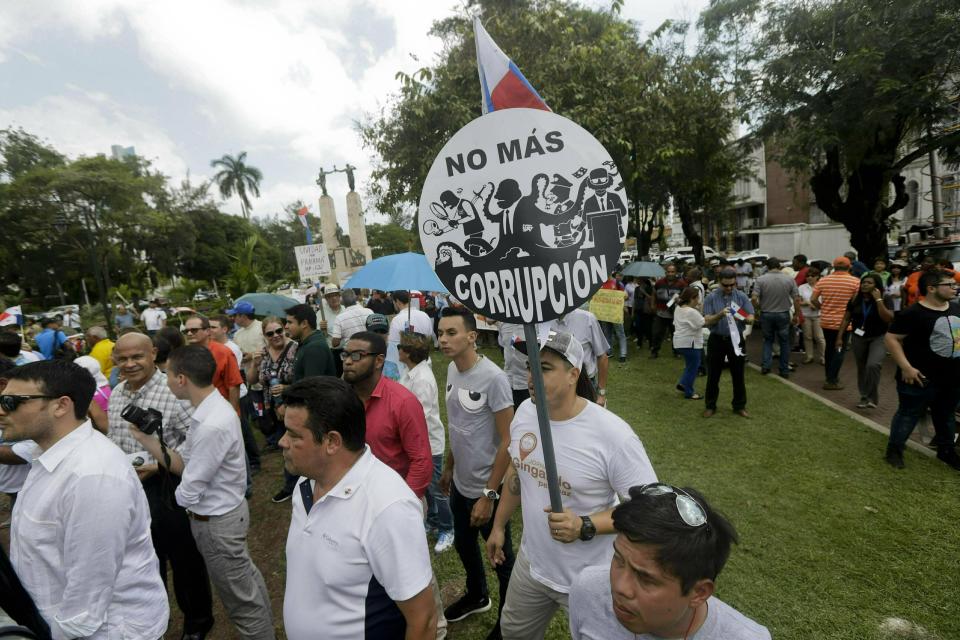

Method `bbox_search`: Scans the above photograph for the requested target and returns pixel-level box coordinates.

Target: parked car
[45,304,80,317]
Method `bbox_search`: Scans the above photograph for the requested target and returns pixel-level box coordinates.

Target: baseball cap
[226,301,255,315]
[365,313,389,334]
[833,256,852,268]
[514,329,585,370]
[323,284,341,296]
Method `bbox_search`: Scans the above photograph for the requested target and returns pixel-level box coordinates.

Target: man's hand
[136,463,158,482]
[486,526,507,566]
[470,496,494,527]
[546,507,582,544]
[834,334,845,351]
[901,366,925,386]
[596,394,607,407]
[439,467,453,497]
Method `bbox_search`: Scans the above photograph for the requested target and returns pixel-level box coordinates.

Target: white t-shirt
[509,399,657,593]
[570,565,771,640]
[332,305,374,342]
[624,283,637,309]
[673,305,705,349]
[140,307,167,331]
[388,307,434,343]
[284,447,433,640]
[798,282,820,318]
[399,360,445,456]
[0,436,34,493]
[445,356,513,498]
[224,340,248,398]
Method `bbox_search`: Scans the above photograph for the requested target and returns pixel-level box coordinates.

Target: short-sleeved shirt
[206,340,243,403]
[510,400,656,593]
[284,447,433,640]
[548,309,609,379]
[812,272,860,331]
[140,308,167,331]
[653,277,688,318]
[752,271,798,313]
[445,356,513,498]
[569,565,772,640]
[388,308,434,343]
[846,296,888,338]
[498,322,536,391]
[332,305,374,343]
[292,331,336,381]
[35,328,67,360]
[115,312,136,329]
[233,320,265,355]
[399,360,446,457]
[108,368,191,464]
[888,301,960,383]
[703,289,754,337]
[89,338,115,378]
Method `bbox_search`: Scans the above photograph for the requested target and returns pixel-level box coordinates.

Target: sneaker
[802,357,813,364]
[822,382,845,390]
[444,595,492,622]
[936,449,960,471]
[856,399,869,408]
[865,401,877,409]
[884,445,905,469]
[272,488,293,503]
[434,531,455,554]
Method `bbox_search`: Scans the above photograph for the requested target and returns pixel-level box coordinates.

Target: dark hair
[766,257,781,270]
[392,290,410,305]
[348,331,387,355]
[209,314,232,330]
[793,254,808,265]
[0,332,22,358]
[873,256,888,266]
[920,268,948,293]
[858,272,885,297]
[439,306,477,332]
[0,357,17,378]
[717,267,737,281]
[284,304,317,330]
[612,485,739,594]
[282,377,366,451]
[6,359,95,420]
[399,332,432,364]
[576,369,597,402]
[678,286,700,306]
[167,345,216,387]
[185,314,210,329]
[41,317,59,328]
[153,326,185,365]
[806,266,821,278]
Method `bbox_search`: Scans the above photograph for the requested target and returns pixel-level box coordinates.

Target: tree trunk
[676,198,705,265]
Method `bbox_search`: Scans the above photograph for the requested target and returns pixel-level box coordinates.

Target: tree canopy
[210,151,264,220]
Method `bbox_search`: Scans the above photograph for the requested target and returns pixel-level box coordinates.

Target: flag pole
[522,323,564,512]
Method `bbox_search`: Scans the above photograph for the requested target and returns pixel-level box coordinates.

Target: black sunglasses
[184,327,206,334]
[264,329,284,337]
[340,350,384,362]
[0,394,57,412]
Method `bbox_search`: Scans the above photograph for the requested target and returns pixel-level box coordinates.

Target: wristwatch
[597,388,607,397]
[482,488,500,501]
[579,515,597,541]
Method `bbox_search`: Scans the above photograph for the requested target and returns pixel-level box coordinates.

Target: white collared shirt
[399,359,445,456]
[175,391,246,516]
[284,447,433,640]
[331,304,374,342]
[11,421,169,640]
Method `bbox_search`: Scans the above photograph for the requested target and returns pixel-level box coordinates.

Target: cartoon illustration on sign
[419,108,627,324]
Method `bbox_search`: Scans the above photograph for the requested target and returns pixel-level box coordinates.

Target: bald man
[108,333,215,639]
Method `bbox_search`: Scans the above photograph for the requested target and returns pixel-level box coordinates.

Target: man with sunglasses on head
[0,359,170,640]
[884,269,960,470]
[702,268,755,419]
[271,303,338,504]
[568,484,770,639]
[486,330,657,639]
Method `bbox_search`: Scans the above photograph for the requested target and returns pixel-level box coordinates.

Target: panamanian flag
[296,206,313,244]
[0,306,23,327]
[474,17,550,114]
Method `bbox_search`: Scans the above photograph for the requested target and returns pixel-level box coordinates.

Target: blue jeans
[677,347,702,397]
[760,311,791,374]
[425,454,453,533]
[601,321,627,358]
[888,379,960,450]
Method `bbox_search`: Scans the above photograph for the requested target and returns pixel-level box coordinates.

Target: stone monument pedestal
[346,190,373,263]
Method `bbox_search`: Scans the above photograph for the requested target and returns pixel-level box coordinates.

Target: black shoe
[619,356,626,363]
[778,372,789,379]
[937,448,960,471]
[885,445,905,469]
[181,619,214,640]
[272,488,293,503]
[444,595,492,622]
[761,368,771,375]
[484,622,503,640]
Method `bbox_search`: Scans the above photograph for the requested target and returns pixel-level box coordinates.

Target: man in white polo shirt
[486,330,657,639]
[130,345,274,640]
[279,376,437,640]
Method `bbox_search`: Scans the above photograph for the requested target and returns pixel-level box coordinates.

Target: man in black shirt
[884,269,960,470]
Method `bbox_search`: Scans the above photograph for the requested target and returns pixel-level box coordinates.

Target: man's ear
[686,578,715,609]
[324,430,344,453]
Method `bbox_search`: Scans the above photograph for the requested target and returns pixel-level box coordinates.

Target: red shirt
[794,266,809,286]
[206,341,244,404]
[363,375,432,498]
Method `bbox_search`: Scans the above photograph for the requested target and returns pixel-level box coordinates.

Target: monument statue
[316,169,329,197]
[344,164,357,192]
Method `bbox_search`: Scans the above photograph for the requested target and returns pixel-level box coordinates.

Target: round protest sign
[418,108,626,324]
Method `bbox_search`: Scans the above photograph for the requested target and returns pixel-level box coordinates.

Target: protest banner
[589,289,626,324]
[294,244,331,281]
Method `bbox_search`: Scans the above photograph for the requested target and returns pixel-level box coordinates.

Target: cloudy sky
[0,0,708,229]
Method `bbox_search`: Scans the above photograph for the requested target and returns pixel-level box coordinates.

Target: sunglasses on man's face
[340,350,383,362]
[0,394,57,413]
[264,329,284,338]
[184,327,206,334]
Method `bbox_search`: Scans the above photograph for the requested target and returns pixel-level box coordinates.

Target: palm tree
[210,152,263,219]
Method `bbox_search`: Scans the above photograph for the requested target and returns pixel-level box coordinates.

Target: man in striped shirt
[812,257,861,390]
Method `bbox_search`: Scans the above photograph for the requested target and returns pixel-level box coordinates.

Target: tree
[210,151,263,220]
[703,0,960,261]
[366,223,418,257]
[226,235,261,298]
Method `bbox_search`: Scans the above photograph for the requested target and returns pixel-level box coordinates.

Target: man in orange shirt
[903,256,960,307]
[184,315,243,415]
[812,257,861,390]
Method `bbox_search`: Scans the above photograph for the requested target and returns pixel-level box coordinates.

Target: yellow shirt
[89,338,115,378]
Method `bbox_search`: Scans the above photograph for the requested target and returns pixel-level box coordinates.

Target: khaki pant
[190,501,275,640]
[500,549,569,640]
[802,315,826,363]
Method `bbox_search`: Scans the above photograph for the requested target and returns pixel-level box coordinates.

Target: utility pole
[928,125,945,239]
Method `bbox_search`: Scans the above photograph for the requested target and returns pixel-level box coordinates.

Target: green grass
[433,341,960,640]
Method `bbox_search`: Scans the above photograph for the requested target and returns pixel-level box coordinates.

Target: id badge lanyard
[857,300,873,336]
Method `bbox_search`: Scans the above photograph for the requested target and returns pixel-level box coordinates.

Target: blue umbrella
[234,293,300,317]
[344,252,448,293]
[621,261,665,279]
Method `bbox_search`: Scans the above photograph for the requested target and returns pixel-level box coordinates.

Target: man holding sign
[486,330,657,639]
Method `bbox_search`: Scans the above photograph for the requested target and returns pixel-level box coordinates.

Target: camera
[121,404,163,436]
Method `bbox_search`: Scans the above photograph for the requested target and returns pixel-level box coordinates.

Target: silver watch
[482,488,500,501]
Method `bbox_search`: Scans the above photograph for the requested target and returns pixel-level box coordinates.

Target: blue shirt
[35,328,67,359]
[703,289,754,337]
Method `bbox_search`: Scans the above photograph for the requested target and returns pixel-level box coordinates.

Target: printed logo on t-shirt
[519,432,538,461]
[929,315,960,359]
[457,388,487,414]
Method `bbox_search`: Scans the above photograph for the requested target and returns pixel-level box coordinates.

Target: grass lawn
[153,339,960,639]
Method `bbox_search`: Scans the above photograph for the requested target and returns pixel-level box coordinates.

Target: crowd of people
[0,246,957,638]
